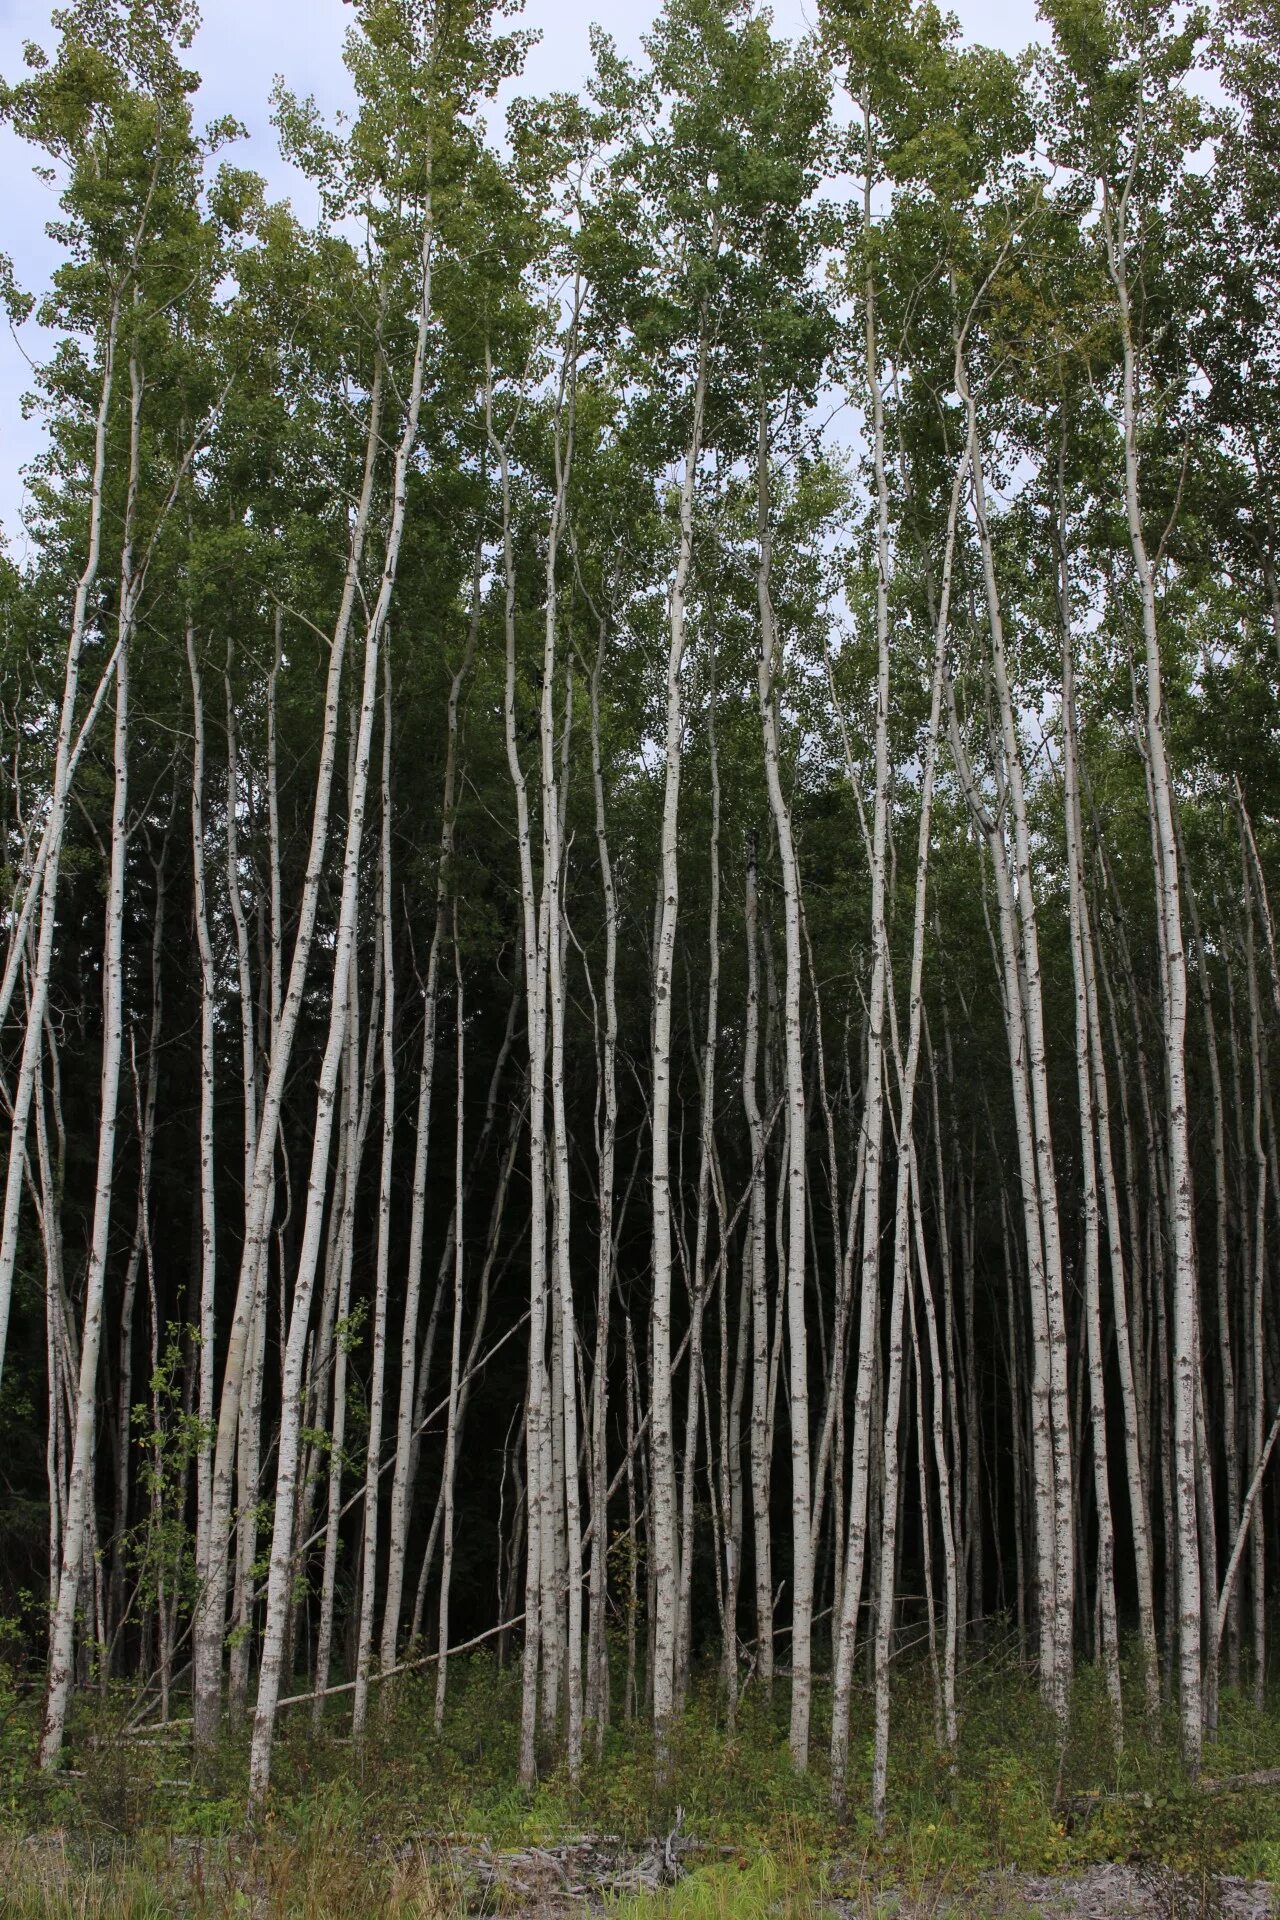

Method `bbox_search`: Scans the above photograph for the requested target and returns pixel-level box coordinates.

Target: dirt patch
[4,1830,1274,1918]
[838,1864,1275,1919]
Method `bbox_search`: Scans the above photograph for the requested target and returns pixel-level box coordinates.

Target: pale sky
[0,0,1044,554]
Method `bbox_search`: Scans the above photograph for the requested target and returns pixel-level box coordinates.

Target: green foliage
[2,1653,1278,1905]
[612,1847,829,1920]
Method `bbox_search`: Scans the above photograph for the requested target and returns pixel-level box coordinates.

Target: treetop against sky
[0,0,1038,549]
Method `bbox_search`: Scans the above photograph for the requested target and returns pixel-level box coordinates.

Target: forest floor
[0,1645,1277,1917]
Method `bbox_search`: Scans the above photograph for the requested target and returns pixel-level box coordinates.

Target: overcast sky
[0,0,1045,553]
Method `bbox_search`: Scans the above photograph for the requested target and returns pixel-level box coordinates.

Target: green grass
[0,1640,1277,1916]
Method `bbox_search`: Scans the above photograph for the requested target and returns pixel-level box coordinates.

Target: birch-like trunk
[541,338,584,1773]
[955,324,1074,1720]
[831,156,893,1793]
[1058,509,1123,1730]
[489,361,551,1788]
[0,298,120,1391]
[247,612,384,1806]
[585,611,619,1746]
[650,327,709,1779]
[186,630,219,1669]
[755,400,812,1767]
[1105,178,1201,1764]
[434,927,466,1729]
[311,960,362,1728]
[743,833,774,1696]
[870,447,962,1828]
[353,655,397,1740]
[379,535,479,1677]
[248,214,434,1802]
[194,338,389,1756]
[675,661,722,1713]
[39,387,136,1764]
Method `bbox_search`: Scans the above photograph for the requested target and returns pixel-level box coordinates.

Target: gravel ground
[836,1864,1276,1919]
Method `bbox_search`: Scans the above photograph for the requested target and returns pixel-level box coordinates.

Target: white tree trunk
[956,327,1073,1719]
[248,613,384,1806]
[1059,531,1123,1730]
[489,363,552,1787]
[379,538,479,1677]
[0,299,120,1390]
[435,928,467,1729]
[248,216,434,1802]
[39,361,138,1763]
[1105,180,1201,1763]
[353,655,397,1740]
[185,631,219,1664]
[194,339,389,1756]
[870,451,961,1826]
[830,173,893,1793]
[650,330,709,1778]
[756,400,812,1768]
[743,833,774,1696]
[675,662,722,1713]
[585,611,619,1746]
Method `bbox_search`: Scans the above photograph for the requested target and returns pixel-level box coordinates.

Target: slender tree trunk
[676,662,722,1712]
[870,452,959,1826]
[1057,497,1122,1730]
[1105,179,1201,1766]
[194,334,390,1758]
[0,298,121,1391]
[744,833,774,1698]
[489,361,552,1788]
[541,343,584,1774]
[650,324,710,1780]
[312,962,362,1728]
[585,611,619,1748]
[353,656,397,1741]
[435,926,467,1730]
[247,216,433,1802]
[248,609,385,1806]
[830,148,894,1796]
[40,425,137,1765]
[955,322,1073,1722]
[756,400,812,1767]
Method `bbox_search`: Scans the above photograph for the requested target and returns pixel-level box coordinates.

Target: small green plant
[610,1845,829,1920]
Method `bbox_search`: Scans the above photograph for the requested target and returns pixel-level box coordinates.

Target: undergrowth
[0,1637,1276,1916]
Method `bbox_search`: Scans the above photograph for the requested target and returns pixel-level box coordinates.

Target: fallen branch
[1068,1767,1280,1816]
[115,1613,525,1734]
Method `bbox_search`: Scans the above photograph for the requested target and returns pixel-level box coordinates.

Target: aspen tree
[1043,0,1208,1763]
[491,354,553,1784]
[870,440,966,1826]
[248,614,388,1800]
[542,301,585,1774]
[311,956,364,1727]
[675,662,721,1714]
[584,610,619,1744]
[248,122,438,1793]
[649,326,709,1777]
[956,319,1075,1718]
[1058,497,1123,1729]
[756,403,813,1767]
[195,342,387,1755]
[0,13,168,1385]
[352,656,397,1740]
[39,349,138,1767]
[6,0,1280,1826]
[743,834,774,1695]
[378,566,478,1677]
[435,922,466,1730]
[185,630,218,1682]
[829,79,894,1798]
